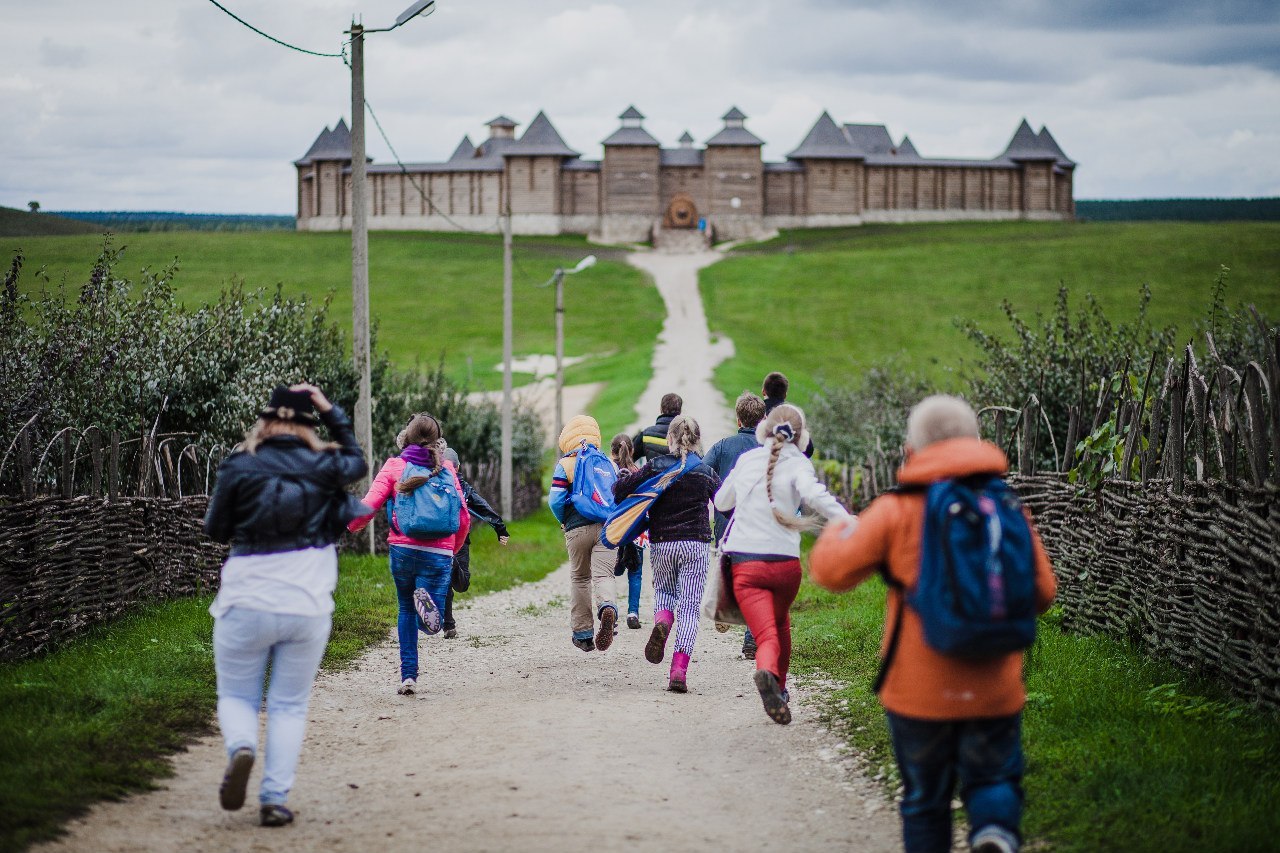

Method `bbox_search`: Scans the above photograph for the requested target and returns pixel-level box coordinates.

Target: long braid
[761,404,816,531]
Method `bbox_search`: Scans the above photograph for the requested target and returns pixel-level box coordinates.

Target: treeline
[1077,198,1280,222]
[50,211,296,232]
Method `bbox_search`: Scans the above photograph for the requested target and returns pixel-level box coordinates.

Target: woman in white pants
[203,383,368,827]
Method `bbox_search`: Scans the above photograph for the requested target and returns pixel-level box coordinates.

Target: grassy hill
[702,220,1280,405]
[10,231,662,440]
[0,205,101,237]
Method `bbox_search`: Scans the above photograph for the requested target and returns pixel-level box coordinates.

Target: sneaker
[443,628,458,639]
[742,638,757,660]
[413,588,441,634]
[260,804,295,827]
[627,613,642,629]
[595,608,617,651]
[572,637,596,652]
[397,678,416,695]
[219,746,255,811]
[971,826,1019,853]
[754,669,792,725]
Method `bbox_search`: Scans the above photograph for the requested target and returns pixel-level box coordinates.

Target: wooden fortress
[294,106,1075,241]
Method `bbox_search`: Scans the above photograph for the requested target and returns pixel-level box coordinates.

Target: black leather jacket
[203,405,370,556]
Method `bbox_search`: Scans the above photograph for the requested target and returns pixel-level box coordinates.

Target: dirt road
[38,250,901,853]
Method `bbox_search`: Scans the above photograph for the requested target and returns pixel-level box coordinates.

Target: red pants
[731,559,802,688]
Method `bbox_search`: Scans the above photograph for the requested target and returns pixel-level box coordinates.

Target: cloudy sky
[3,0,1278,213]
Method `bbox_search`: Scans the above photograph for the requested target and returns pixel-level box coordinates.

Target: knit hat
[558,414,601,455]
[260,385,319,424]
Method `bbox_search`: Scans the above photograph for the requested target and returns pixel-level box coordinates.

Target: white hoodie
[713,442,851,557]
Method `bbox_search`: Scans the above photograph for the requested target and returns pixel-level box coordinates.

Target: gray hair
[906,395,980,450]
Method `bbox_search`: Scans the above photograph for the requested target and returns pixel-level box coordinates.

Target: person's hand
[290,382,333,413]
[828,515,859,539]
[498,535,510,545]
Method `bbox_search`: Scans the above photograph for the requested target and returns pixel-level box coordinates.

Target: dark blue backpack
[875,476,1037,691]
[569,444,617,523]
[388,462,462,539]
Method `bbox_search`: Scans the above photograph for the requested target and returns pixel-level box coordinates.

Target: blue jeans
[213,607,331,806]
[886,711,1024,853]
[389,546,453,680]
[626,562,642,615]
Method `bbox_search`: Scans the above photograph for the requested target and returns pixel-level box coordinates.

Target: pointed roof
[1037,126,1075,167]
[722,106,747,122]
[788,111,861,159]
[619,105,644,121]
[678,131,694,145]
[295,119,355,164]
[706,107,764,147]
[842,123,895,156]
[485,115,517,128]
[895,135,920,159]
[448,135,476,162]
[508,111,580,157]
[1002,119,1056,160]
[603,105,658,146]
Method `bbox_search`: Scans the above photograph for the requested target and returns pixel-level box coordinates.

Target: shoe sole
[413,589,441,634]
[595,609,617,651]
[754,669,792,725]
[219,749,255,811]
[645,621,671,664]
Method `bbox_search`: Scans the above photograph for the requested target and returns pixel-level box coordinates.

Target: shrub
[808,359,933,465]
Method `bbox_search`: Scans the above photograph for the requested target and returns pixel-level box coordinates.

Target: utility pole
[500,203,514,519]
[349,21,375,554]
[553,268,565,443]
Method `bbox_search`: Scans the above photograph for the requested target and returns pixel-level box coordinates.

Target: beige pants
[564,523,618,637]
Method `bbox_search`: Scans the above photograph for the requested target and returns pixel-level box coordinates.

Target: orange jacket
[809,438,1056,721]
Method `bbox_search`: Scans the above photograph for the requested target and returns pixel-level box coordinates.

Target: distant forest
[49,211,295,232]
[1077,198,1280,222]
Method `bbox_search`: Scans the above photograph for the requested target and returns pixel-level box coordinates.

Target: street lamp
[347,0,435,552]
[541,255,597,441]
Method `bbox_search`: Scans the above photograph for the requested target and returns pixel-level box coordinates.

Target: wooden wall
[705,147,763,215]
[603,147,661,215]
[764,171,804,216]
[506,156,561,215]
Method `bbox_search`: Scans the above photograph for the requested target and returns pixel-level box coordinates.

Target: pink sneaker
[668,650,690,693]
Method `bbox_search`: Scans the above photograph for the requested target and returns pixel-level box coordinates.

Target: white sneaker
[971,825,1019,853]
[397,678,416,695]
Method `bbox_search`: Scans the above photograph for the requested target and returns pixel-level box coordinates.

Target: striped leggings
[650,540,711,655]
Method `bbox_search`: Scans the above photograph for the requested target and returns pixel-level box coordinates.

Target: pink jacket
[348,457,470,553]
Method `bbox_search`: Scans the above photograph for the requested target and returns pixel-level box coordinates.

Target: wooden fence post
[90,431,103,495]
[19,431,33,497]
[60,432,72,498]
[1169,375,1185,494]
[108,432,120,502]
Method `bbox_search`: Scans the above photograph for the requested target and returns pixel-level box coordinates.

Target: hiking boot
[572,637,596,653]
[260,804,295,827]
[754,669,792,725]
[971,826,1019,853]
[413,588,441,635]
[596,607,617,651]
[397,678,416,695]
[219,746,255,811]
[627,613,642,629]
[668,650,690,693]
[645,611,674,664]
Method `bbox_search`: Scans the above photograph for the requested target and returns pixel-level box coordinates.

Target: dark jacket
[632,414,676,462]
[765,395,815,458]
[462,478,508,539]
[613,453,720,543]
[703,427,761,541]
[204,405,369,556]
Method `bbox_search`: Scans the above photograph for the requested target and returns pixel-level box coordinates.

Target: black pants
[443,536,471,631]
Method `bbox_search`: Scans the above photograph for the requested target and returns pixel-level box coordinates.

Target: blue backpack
[875,476,1036,691]
[388,462,462,539]
[569,444,617,523]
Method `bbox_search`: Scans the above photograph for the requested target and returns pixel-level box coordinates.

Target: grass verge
[790,575,1280,852]
[0,511,565,851]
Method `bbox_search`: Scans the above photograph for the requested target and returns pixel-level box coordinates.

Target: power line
[204,0,346,58]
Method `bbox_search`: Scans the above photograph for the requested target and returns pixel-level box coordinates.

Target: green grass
[703,221,1280,405]
[0,511,566,851]
[0,205,100,237]
[10,231,663,430]
[791,573,1280,852]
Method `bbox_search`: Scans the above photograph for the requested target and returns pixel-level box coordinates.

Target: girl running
[713,403,851,724]
[349,413,470,695]
[613,415,720,692]
[610,433,646,630]
[203,383,368,827]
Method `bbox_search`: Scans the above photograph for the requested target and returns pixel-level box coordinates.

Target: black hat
[260,385,319,424]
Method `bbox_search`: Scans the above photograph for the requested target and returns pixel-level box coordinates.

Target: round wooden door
[664,194,697,229]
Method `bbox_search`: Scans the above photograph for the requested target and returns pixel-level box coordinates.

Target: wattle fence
[817,333,1280,710]
[0,423,542,662]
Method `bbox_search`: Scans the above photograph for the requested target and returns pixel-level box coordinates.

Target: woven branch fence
[817,331,1280,709]
[0,421,543,661]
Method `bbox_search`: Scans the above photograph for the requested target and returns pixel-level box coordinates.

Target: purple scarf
[400,444,436,467]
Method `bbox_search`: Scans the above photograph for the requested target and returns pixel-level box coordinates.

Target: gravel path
[37,250,901,853]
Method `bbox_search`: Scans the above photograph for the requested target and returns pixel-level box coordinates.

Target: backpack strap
[872,565,905,695]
